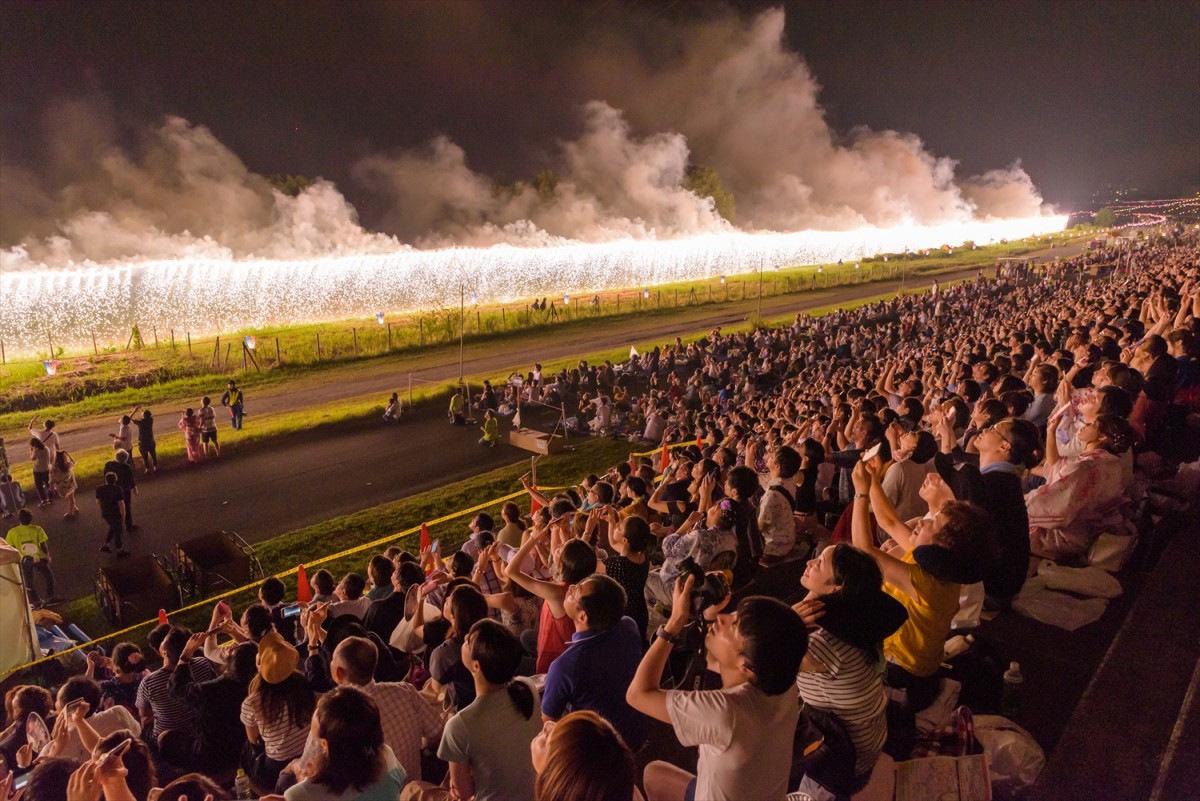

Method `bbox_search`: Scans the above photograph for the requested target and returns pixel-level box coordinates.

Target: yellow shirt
[882,550,960,677]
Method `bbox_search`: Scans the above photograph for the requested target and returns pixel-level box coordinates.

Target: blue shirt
[980,461,1023,477]
[541,616,646,749]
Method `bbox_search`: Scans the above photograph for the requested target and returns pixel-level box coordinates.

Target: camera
[676,556,730,614]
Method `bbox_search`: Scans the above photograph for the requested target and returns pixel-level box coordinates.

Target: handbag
[790,703,859,798]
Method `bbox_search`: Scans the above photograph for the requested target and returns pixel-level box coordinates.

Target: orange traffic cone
[296,565,312,604]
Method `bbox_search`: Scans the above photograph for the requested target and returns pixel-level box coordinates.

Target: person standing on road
[199,397,221,457]
[132,408,157,473]
[96,472,128,556]
[28,417,60,463]
[103,450,138,531]
[5,508,61,607]
[29,437,52,506]
[221,380,245,430]
[179,409,204,464]
[109,414,134,453]
[51,450,79,519]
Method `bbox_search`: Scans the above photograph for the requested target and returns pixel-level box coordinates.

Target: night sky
[2,0,1197,237]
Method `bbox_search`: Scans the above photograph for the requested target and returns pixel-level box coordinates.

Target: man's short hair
[17,509,32,525]
[147,623,172,653]
[773,446,801,478]
[104,472,118,485]
[333,636,378,685]
[260,577,286,606]
[735,597,808,696]
[474,512,494,531]
[575,574,627,633]
[396,561,425,590]
[161,627,192,663]
[341,573,367,600]
[58,676,102,715]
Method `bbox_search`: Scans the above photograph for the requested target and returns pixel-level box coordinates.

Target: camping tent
[0,541,39,675]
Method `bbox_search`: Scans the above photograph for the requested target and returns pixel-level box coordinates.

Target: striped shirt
[136,658,217,739]
[240,690,312,761]
[796,629,888,777]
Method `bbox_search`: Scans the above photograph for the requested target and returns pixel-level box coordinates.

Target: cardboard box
[508,427,566,455]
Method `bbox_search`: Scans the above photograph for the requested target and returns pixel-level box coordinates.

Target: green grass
[17,437,641,677]
[1,233,1085,428]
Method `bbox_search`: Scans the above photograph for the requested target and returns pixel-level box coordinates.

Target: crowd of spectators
[3,230,1199,801]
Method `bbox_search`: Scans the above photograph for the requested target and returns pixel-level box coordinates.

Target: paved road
[30,399,558,604]
[17,246,1087,603]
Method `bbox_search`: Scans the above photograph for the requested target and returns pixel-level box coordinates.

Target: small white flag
[376,312,385,324]
[43,360,60,376]
[244,336,256,350]
[512,408,522,428]
[630,345,639,359]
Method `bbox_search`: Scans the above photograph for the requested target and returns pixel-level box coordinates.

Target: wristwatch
[655,625,682,645]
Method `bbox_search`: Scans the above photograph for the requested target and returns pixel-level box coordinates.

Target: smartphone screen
[282,604,303,619]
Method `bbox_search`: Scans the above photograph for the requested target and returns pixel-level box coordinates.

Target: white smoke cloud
[353,101,729,246]
[1,7,1051,269]
[1,102,400,268]
[959,163,1046,220]
[576,8,1045,230]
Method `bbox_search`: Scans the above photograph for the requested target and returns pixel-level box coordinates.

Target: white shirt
[667,682,799,801]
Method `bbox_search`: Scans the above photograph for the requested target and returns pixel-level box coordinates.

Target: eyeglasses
[984,424,1012,446]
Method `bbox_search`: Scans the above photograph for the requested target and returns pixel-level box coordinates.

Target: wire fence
[2,264,912,369]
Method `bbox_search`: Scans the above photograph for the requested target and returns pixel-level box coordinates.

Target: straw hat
[256,631,298,684]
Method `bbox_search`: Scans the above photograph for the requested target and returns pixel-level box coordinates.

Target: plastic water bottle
[943,633,975,661]
[234,768,252,799]
[1002,661,1024,717]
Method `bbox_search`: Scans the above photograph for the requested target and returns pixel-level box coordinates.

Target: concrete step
[1031,509,1200,801]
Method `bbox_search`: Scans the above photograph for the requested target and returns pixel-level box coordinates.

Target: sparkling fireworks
[0,215,1066,356]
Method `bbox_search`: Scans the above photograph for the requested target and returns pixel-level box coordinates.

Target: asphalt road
[17,245,1087,603]
[31,399,548,604]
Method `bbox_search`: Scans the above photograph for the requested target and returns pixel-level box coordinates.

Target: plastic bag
[973,715,1045,800]
[1036,561,1123,598]
[953,581,984,630]
[1011,577,1108,631]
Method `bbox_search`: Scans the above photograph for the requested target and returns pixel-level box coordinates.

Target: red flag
[157,608,169,625]
[296,565,312,604]
[529,487,541,515]
[420,522,431,552]
[660,443,670,471]
[696,433,704,450]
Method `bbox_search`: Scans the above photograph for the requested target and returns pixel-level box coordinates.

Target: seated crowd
[3,233,1198,801]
